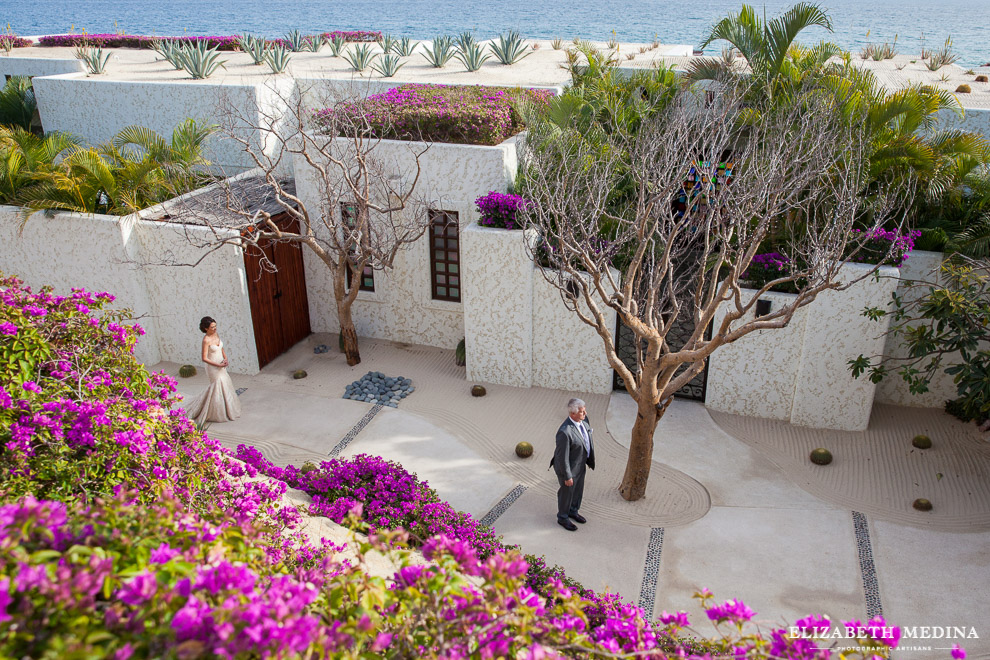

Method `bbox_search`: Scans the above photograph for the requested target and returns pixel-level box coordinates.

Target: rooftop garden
[34,30,380,50]
[316,84,553,146]
[0,270,935,657]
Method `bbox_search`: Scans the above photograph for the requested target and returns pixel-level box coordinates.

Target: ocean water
[5,0,990,66]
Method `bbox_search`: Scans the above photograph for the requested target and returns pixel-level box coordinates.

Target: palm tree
[685,3,836,100]
[0,77,38,133]
[0,127,78,204]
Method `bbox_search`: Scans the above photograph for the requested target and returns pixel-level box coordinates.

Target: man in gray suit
[550,398,596,531]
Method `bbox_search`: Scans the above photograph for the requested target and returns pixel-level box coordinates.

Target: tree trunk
[338,304,361,366]
[618,395,665,501]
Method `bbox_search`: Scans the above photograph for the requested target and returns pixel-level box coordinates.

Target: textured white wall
[0,206,161,366]
[133,220,260,374]
[937,107,990,138]
[0,56,83,79]
[875,251,961,408]
[706,289,810,422]
[31,74,288,172]
[462,224,534,387]
[293,137,516,350]
[706,263,899,431]
[530,268,617,395]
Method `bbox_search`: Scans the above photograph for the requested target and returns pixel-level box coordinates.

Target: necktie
[579,423,589,452]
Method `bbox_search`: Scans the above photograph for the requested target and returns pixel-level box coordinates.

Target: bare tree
[521,81,913,501]
[168,82,432,366]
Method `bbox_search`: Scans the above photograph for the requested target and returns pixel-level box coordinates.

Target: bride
[184,316,242,425]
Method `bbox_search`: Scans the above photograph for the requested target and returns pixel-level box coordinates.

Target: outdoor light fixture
[755,298,772,318]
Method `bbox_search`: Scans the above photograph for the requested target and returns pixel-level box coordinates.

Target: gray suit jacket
[551,416,596,480]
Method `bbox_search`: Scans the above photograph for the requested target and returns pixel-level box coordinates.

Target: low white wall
[462,225,534,387]
[875,250,960,408]
[937,107,990,138]
[706,263,900,431]
[0,206,161,366]
[0,205,259,374]
[294,136,517,350]
[531,268,616,395]
[0,55,83,78]
[32,74,293,173]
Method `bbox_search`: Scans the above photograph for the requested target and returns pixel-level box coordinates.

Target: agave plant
[343,44,379,72]
[239,34,270,65]
[327,34,346,56]
[422,35,455,68]
[551,38,563,50]
[371,53,405,77]
[489,30,531,65]
[456,31,477,53]
[380,34,398,54]
[265,44,292,73]
[177,42,227,79]
[303,34,325,52]
[395,37,417,57]
[455,42,491,71]
[74,46,112,75]
[154,40,185,70]
[283,29,306,52]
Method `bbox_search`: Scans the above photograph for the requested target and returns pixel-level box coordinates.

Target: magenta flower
[952,644,967,659]
[0,322,16,335]
[706,599,755,624]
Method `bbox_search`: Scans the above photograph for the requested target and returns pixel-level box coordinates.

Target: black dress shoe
[568,512,587,524]
[557,518,578,531]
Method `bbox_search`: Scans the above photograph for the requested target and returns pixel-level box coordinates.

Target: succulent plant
[283,29,306,52]
[395,37,417,57]
[178,364,197,378]
[809,448,833,465]
[177,41,227,79]
[380,33,398,54]
[455,42,491,72]
[265,44,292,73]
[422,35,455,68]
[371,53,405,77]
[302,34,325,53]
[292,369,308,379]
[455,338,466,367]
[976,75,989,83]
[489,30,531,65]
[327,34,346,57]
[343,43,378,72]
[912,434,933,449]
[455,31,477,53]
[471,384,487,397]
[913,498,933,511]
[239,34,270,65]
[515,441,534,458]
[301,461,318,473]
[551,37,563,50]
[75,46,112,75]
[955,84,972,93]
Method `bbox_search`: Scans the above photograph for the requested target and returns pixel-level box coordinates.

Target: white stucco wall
[31,74,293,173]
[530,268,616,395]
[0,205,259,374]
[293,136,517,351]
[462,225,534,387]
[706,263,900,431]
[937,107,990,138]
[132,220,259,374]
[0,56,83,79]
[0,206,161,366]
[875,251,960,408]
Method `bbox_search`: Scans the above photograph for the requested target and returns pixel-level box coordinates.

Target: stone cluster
[343,372,414,407]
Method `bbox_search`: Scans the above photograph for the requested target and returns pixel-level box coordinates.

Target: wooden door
[244,213,311,368]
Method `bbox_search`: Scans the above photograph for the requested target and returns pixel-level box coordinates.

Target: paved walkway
[163,334,990,659]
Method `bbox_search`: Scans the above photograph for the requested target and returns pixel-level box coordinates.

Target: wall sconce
[755,298,772,318]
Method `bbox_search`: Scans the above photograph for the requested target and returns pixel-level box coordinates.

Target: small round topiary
[471,384,487,397]
[515,441,534,458]
[976,75,988,83]
[913,498,933,511]
[955,84,972,93]
[292,369,308,379]
[810,448,833,465]
[300,462,318,474]
[178,364,197,378]
[912,434,932,449]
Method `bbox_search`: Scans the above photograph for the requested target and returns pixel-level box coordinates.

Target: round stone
[178,364,197,378]
[913,498,933,511]
[912,434,932,449]
[471,385,487,397]
[292,370,308,380]
[809,448,833,466]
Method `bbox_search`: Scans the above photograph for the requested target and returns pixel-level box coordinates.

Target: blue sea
[5,0,989,66]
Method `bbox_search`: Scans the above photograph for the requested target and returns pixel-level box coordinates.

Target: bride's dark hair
[199,316,216,333]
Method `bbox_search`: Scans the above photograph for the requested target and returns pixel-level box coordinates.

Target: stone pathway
[163,333,990,659]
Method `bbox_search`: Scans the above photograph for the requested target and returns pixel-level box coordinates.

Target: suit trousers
[556,466,586,522]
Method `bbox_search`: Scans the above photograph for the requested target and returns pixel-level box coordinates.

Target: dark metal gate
[612,315,711,402]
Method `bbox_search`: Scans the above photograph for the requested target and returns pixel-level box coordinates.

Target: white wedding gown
[184,340,242,425]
